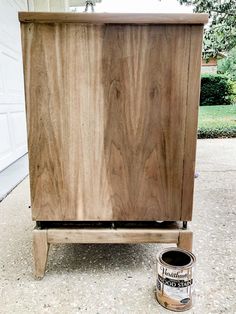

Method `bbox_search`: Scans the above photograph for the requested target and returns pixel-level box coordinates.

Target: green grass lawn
[198,105,236,138]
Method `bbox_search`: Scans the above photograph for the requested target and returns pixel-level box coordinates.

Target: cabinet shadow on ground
[46,243,164,274]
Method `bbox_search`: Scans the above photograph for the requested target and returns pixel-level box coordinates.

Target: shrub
[198,126,236,139]
[200,74,234,106]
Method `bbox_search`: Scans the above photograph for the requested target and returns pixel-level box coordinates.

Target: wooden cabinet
[20,13,207,222]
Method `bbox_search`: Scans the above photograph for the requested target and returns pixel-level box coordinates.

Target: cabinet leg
[177,230,193,252]
[33,229,49,279]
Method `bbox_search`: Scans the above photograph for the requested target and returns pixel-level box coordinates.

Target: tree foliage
[179,0,236,57]
[218,47,236,81]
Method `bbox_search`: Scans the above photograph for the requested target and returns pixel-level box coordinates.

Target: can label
[156,259,194,310]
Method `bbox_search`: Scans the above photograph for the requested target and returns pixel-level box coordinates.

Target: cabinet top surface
[19,12,208,24]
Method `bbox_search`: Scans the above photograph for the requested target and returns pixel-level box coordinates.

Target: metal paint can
[156,247,196,312]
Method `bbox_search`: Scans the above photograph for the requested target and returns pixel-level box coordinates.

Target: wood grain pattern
[19,12,208,24]
[177,230,193,251]
[102,25,190,220]
[47,228,180,244]
[33,226,193,277]
[21,21,204,221]
[33,229,49,279]
[181,26,204,221]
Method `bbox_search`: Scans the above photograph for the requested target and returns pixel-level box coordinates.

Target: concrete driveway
[0,139,236,314]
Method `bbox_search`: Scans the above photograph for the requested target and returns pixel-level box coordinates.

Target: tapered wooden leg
[177,230,193,252]
[33,229,49,279]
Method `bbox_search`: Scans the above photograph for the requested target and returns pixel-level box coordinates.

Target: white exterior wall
[201,65,218,74]
[0,0,28,171]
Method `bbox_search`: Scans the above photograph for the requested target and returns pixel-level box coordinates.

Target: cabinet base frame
[33,224,193,279]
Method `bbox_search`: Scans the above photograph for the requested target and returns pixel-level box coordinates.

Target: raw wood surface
[21,21,203,221]
[181,26,203,221]
[19,12,208,24]
[177,230,193,252]
[33,226,192,277]
[33,229,49,279]
[47,228,180,244]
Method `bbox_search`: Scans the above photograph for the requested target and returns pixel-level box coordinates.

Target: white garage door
[0,0,28,172]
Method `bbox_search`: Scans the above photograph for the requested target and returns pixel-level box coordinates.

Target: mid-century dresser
[19,12,208,277]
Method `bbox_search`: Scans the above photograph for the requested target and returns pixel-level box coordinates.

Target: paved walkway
[0,139,236,314]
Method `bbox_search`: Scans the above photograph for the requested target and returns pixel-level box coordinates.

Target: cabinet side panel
[102,25,191,220]
[21,23,72,220]
[21,23,113,220]
[22,23,197,221]
[181,26,204,221]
